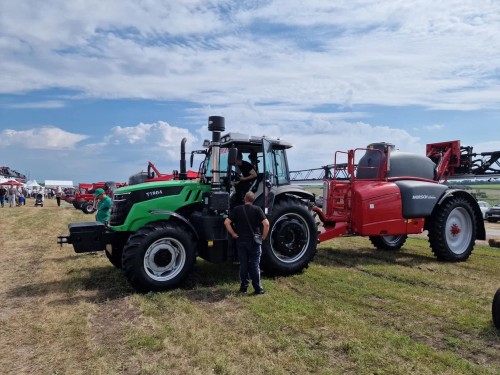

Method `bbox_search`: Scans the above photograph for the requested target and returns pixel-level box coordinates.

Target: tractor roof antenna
[208,116,225,190]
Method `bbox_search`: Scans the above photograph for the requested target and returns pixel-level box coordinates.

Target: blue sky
[1,0,500,184]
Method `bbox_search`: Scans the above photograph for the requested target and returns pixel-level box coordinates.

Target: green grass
[0,199,499,374]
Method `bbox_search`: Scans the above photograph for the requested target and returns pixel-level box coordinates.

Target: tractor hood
[113,179,207,205]
[110,179,211,231]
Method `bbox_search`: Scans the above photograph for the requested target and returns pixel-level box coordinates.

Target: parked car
[486,203,500,223]
[478,201,492,219]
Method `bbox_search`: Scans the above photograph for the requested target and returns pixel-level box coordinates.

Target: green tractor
[58,116,318,292]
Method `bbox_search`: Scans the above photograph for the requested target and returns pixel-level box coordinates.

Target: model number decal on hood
[145,190,163,197]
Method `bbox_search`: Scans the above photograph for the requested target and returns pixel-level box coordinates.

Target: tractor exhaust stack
[208,116,225,189]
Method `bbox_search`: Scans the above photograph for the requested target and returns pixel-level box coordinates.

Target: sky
[1,0,500,184]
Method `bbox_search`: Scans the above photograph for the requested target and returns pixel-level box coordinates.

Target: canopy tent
[0,179,23,186]
[45,180,74,188]
[25,180,41,188]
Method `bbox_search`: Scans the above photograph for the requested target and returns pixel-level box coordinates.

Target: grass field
[0,198,499,374]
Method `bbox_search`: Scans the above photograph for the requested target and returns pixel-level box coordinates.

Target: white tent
[45,180,74,188]
[26,180,41,188]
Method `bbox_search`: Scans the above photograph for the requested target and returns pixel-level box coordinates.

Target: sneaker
[238,287,247,293]
[253,289,265,295]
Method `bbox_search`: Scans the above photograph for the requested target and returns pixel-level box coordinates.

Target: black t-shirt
[228,204,266,238]
[0,187,6,196]
[236,160,257,194]
[239,160,255,178]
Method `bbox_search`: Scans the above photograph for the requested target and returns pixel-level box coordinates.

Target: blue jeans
[0,195,4,207]
[237,238,263,291]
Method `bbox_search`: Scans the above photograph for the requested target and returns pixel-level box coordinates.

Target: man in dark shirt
[0,186,6,207]
[234,152,257,205]
[224,191,269,294]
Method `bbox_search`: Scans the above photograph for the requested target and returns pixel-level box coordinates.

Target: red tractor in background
[72,181,127,214]
[292,140,491,261]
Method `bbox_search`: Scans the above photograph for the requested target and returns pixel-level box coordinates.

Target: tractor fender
[393,180,448,218]
[432,189,486,240]
[255,185,314,214]
[149,210,200,242]
[272,185,314,202]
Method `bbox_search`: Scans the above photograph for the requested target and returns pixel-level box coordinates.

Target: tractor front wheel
[122,222,196,292]
[427,197,476,261]
[369,235,407,251]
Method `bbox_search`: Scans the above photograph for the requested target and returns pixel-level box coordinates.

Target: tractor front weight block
[58,222,114,253]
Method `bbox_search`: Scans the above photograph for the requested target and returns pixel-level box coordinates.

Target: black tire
[493,288,500,329]
[105,234,129,269]
[122,222,196,292]
[487,218,498,223]
[105,247,122,269]
[261,198,318,275]
[369,235,407,251]
[81,202,95,214]
[427,196,476,261]
[73,200,82,209]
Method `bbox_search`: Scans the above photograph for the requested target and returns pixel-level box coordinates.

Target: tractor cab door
[261,138,276,214]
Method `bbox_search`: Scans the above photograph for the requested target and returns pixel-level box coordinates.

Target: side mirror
[228,148,238,166]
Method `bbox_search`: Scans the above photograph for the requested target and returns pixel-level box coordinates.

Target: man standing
[55,186,63,207]
[224,191,269,295]
[0,185,6,207]
[234,152,257,206]
[93,188,112,225]
[8,185,17,207]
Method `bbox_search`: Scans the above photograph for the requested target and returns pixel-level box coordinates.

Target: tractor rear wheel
[122,222,196,292]
[427,197,476,261]
[261,198,317,275]
[493,288,500,329]
[369,235,407,251]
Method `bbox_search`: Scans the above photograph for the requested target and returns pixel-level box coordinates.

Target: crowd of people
[0,184,64,208]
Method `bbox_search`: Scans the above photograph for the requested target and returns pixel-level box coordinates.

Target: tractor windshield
[204,147,230,180]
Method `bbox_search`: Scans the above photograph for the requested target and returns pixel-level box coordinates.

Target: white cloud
[4,100,65,109]
[0,127,88,149]
[421,124,444,131]
[106,121,197,148]
[1,0,500,110]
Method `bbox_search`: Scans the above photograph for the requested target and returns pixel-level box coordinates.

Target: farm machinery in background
[71,181,127,214]
[128,160,199,185]
[59,116,318,292]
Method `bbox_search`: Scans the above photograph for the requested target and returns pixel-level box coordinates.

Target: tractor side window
[275,149,289,185]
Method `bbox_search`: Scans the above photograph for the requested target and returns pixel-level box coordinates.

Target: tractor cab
[196,128,300,213]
